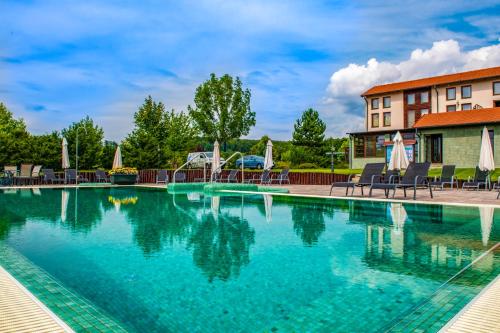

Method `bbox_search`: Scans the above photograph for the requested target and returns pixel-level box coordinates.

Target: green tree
[249,135,270,156]
[123,96,198,169]
[188,73,255,150]
[61,116,104,170]
[0,103,30,166]
[30,132,61,169]
[292,108,326,148]
[101,140,118,169]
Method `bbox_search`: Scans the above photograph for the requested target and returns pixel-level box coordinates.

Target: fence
[137,169,349,185]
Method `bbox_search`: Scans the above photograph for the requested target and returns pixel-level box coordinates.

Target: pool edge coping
[0,265,75,333]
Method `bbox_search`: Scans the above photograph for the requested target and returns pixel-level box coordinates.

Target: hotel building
[349,66,500,169]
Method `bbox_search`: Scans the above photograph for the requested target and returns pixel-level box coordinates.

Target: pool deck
[277,185,500,206]
[0,266,72,333]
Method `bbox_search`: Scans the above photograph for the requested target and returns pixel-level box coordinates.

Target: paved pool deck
[0,266,72,333]
[277,184,500,207]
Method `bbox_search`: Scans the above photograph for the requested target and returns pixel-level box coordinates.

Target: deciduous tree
[188,74,255,150]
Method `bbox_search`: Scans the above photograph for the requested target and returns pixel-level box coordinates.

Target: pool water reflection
[0,187,498,332]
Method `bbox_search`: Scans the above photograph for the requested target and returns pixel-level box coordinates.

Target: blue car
[235,155,269,169]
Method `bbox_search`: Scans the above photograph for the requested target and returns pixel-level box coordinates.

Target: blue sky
[1,1,499,141]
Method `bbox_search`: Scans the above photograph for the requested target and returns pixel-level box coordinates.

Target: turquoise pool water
[0,187,498,332]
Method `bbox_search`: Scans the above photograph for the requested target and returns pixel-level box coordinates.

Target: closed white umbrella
[389,131,409,170]
[479,206,494,246]
[211,196,220,220]
[61,190,69,222]
[263,194,273,223]
[112,146,123,169]
[212,141,221,178]
[264,140,273,170]
[390,203,407,235]
[479,127,495,172]
[62,138,70,169]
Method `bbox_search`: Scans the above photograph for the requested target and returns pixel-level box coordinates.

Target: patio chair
[462,167,489,190]
[369,162,433,200]
[271,168,290,185]
[3,166,18,177]
[65,169,88,184]
[30,165,43,185]
[174,172,187,183]
[246,170,271,184]
[220,169,239,183]
[42,169,64,184]
[95,170,110,183]
[14,164,33,185]
[429,165,456,190]
[156,170,169,184]
[330,163,385,196]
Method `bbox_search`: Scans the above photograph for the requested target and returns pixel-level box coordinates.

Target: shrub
[109,167,138,175]
[275,161,291,169]
[297,163,318,169]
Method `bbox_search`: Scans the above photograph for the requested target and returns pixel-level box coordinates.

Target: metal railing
[210,152,244,183]
[173,152,209,183]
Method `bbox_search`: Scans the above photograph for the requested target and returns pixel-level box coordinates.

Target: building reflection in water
[354,200,498,281]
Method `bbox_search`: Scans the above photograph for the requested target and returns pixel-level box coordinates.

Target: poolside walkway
[0,266,72,333]
[279,185,500,206]
[440,275,500,333]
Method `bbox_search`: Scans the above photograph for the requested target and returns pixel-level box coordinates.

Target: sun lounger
[271,168,290,185]
[174,172,187,183]
[330,163,385,196]
[429,165,456,190]
[220,169,239,183]
[65,169,88,184]
[14,164,33,185]
[246,170,271,184]
[156,170,169,184]
[42,169,64,184]
[95,170,110,183]
[369,162,433,200]
[462,167,489,190]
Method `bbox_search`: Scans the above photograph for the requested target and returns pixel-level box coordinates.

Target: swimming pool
[0,187,498,332]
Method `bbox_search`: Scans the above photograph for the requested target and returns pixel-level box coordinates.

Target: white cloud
[324,40,500,134]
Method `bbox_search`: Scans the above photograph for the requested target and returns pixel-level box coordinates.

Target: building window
[461,85,471,99]
[407,110,415,127]
[421,108,429,115]
[495,100,500,107]
[493,82,500,95]
[446,87,456,100]
[371,98,379,109]
[365,135,385,157]
[407,94,415,105]
[447,104,457,112]
[462,103,472,111]
[383,96,391,108]
[383,112,391,126]
[354,135,385,158]
[354,137,365,158]
[421,92,429,103]
[371,113,379,127]
[425,134,442,163]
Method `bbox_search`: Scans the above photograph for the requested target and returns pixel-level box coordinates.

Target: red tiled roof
[362,66,500,96]
[413,107,500,129]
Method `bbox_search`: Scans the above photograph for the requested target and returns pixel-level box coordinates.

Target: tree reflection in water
[118,190,194,255]
[188,204,255,282]
[292,200,335,246]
